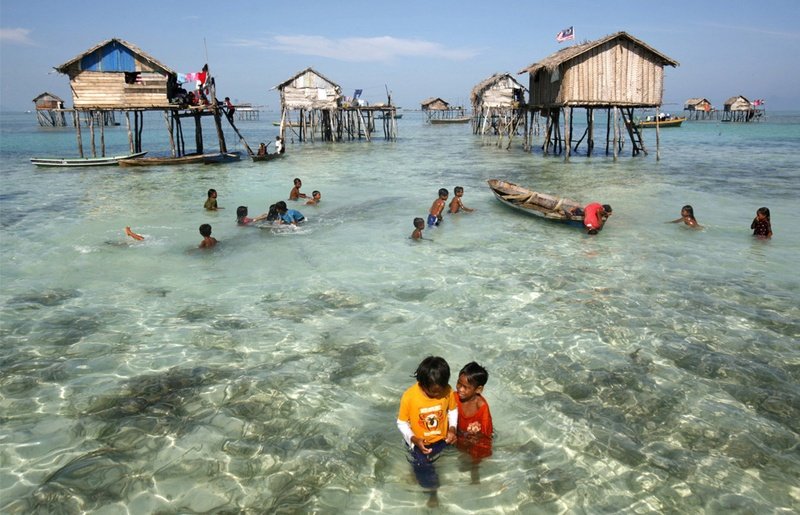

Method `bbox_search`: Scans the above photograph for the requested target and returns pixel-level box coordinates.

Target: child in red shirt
[455,362,493,482]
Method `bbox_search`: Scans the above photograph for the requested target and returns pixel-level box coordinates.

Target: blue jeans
[407,440,447,489]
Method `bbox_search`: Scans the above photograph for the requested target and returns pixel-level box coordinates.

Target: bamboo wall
[280,71,340,109]
[529,40,665,107]
[68,71,171,108]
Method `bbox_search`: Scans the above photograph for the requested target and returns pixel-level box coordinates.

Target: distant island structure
[272,67,397,143]
[519,31,679,160]
[32,92,67,127]
[53,38,248,159]
[421,97,470,124]
[722,95,764,122]
[470,73,527,147]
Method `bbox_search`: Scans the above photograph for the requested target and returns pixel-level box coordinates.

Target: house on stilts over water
[32,92,67,127]
[55,38,247,159]
[722,95,764,122]
[273,67,397,143]
[470,73,527,147]
[684,98,714,120]
[518,31,679,160]
[421,97,469,123]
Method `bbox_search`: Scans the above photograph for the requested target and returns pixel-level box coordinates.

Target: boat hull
[487,179,585,225]
[251,153,284,162]
[430,117,470,124]
[30,151,147,167]
[636,117,685,128]
[118,152,240,167]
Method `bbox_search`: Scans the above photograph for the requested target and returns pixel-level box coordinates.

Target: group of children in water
[397,356,493,507]
[412,186,475,240]
[668,204,773,238]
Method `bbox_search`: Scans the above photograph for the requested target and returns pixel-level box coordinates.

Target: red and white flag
[556,26,575,43]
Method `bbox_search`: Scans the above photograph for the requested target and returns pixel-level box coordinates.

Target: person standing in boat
[275,136,285,154]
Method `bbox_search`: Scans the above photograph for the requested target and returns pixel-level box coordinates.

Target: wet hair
[602,204,612,213]
[293,178,302,185]
[236,206,248,220]
[199,224,212,237]
[414,356,450,390]
[588,229,599,235]
[207,188,216,198]
[681,205,695,218]
[438,188,449,198]
[413,217,424,228]
[312,190,320,197]
[459,362,488,388]
[275,201,288,213]
[266,204,280,222]
[454,186,464,194]
[757,207,770,220]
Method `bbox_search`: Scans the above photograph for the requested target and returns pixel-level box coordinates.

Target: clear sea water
[1,110,798,514]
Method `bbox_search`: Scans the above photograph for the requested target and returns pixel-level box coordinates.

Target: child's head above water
[681,205,695,218]
[414,217,425,229]
[457,362,488,401]
[207,188,217,199]
[454,186,464,196]
[414,356,451,399]
[199,223,212,237]
[236,206,248,219]
[756,206,770,220]
[438,188,449,199]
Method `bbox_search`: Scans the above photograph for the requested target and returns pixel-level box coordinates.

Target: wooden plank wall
[71,71,171,108]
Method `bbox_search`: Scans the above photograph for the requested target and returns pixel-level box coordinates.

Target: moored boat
[251,152,284,163]
[30,151,147,167]
[487,179,585,224]
[635,116,685,128]
[118,152,240,167]
[430,117,470,124]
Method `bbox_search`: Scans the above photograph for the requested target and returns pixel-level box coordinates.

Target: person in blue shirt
[274,201,305,225]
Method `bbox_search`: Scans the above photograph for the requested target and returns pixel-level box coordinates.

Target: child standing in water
[449,186,474,214]
[668,205,701,228]
[198,224,218,248]
[397,356,458,507]
[455,362,493,482]
[289,178,307,200]
[236,206,253,225]
[204,189,222,210]
[751,207,772,238]
[411,217,425,240]
[428,188,448,227]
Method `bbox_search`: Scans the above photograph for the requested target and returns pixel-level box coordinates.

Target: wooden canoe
[251,152,284,163]
[635,116,685,128]
[30,151,147,167]
[430,117,470,124]
[487,179,585,223]
[118,152,240,167]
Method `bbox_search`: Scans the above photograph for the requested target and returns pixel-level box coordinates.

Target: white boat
[30,151,147,168]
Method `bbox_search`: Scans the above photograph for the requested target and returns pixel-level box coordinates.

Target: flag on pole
[556,26,575,43]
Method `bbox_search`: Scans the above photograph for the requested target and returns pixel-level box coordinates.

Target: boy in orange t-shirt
[397,356,457,504]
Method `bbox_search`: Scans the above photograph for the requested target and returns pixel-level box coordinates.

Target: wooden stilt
[74,111,84,157]
[125,111,133,153]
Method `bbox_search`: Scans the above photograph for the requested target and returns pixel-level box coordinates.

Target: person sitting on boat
[668,205,701,228]
[572,203,612,235]
[257,142,268,156]
[275,136,285,154]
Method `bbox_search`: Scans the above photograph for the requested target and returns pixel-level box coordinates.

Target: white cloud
[230,35,478,62]
[0,28,35,45]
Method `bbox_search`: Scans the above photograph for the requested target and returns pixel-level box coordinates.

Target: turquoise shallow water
[1,110,799,513]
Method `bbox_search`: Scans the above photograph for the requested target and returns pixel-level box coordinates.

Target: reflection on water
[1,112,799,513]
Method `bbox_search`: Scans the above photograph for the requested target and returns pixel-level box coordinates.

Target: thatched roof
[724,95,750,105]
[684,97,710,106]
[32,92,64,103]
[273,67,341,90]
[470,73,526,104]
[420,97,449,109]
[518,31,679,76]
[55,38,175,75]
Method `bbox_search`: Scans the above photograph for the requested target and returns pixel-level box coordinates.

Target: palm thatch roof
[518,31,679,76]
[470,73,526,105]
[54,38,175,75]
[273,67,341,91]
[684,98,710,106]
[420,97,449,109]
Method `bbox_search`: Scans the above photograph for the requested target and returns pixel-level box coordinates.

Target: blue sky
[1,0,798,111]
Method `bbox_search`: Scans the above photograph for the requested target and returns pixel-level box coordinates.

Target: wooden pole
[605,108,611,155]
[89,111,96,157]
[656,105,661,161]
[587,108,594,155]
[194,112,203,154]
[125,111,133,153]
[74,111,84,157]
[100,111,106,157]
[164,111,176,157]
[612,107,619,160]
[564,107,571,161]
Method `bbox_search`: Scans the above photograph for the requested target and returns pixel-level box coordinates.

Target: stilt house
[421,97,468,123]
[518,31,679,159]
[274,67,396,142]
[684,98,714,119]
[32,92,67,127]
[470,73,527,146]
[54,38,238,159]
[722,95,761,122]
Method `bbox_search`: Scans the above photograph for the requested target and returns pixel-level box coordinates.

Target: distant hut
[55,38,237,158]
[421,97,468,123]
[32,92,67,127]
[273,67,395,142]
[684,98,714,120]
[519,31,679,159]
[470,73,527,146]
[722,95,761,122]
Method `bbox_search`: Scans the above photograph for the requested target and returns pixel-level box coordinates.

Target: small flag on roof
[556,26,575,43]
